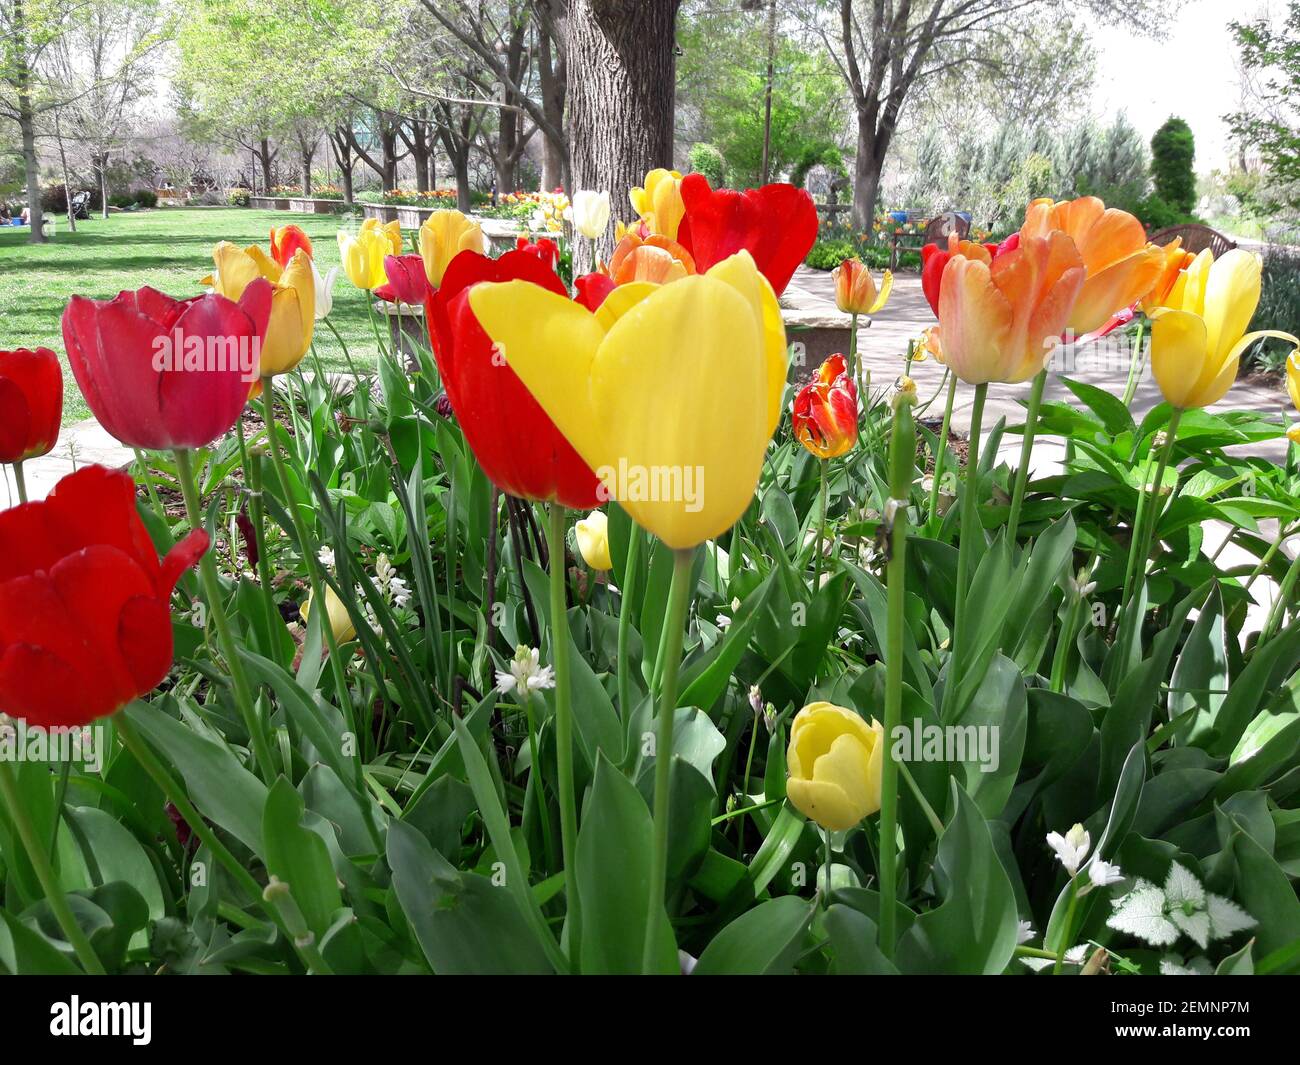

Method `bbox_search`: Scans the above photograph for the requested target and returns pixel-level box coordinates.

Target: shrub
[805,238,856,271]
[109,193,135,209]
[688,142,727,187]
[227,188,251,207]
[1151,117,1197,215]
[1247,244,1300,374]
[134,188,158,208]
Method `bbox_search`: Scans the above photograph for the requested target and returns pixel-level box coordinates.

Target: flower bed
[1,176,1298,979]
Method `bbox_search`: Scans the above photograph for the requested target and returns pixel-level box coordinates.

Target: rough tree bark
[258,137,275,193]
[567,0,681,270]
[329,127,356,203]
[296,130,316,197]
[13,0,45,243]
[536,4,568,192]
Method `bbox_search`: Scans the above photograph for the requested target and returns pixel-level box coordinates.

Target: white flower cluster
[496,646,556,696]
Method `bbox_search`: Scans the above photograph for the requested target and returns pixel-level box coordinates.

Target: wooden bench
[1148,223,1237,258]
[889,211,970,270]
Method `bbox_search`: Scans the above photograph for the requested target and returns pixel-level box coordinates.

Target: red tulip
[375,254,433,304]
[574,273,617,312]
[0,465,207,727]
[270,224,313,268]
[676,173,819,296]
[0,347,63,463]
[921,234,1001,318]
[427,250,601,508]
[792,353,858,459]
[62,282,272,450]
[515,236,561,271]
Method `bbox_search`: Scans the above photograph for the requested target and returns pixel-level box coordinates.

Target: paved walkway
[784,266,1296,640]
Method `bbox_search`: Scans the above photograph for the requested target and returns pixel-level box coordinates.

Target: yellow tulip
[468,251,786,549]
[363,217,403,256]
[300,583,356,645]
[630,168,686,241]
[785,702,884,831]
[1020,196,1166,335]
[834,258,892,316]
[575,510,613,570]
[1289,350,1300,414]
[337,224,392,290]
[1150,249,1298,410]
[419,209,485,288]
[210,242,315,376]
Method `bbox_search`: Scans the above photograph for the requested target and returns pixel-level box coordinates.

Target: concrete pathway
[785,266,1296,641]
[3,418,134,509]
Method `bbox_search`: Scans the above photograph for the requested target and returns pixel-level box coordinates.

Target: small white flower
[375,553,396,586]
[1068,571,1097,599]
[311,260,340,320]
[495,646,556,695]
[388,575,412,610]
[1089,859,1124,888]
[1017,919,1035,944]
[1046,822,1091,876]
[748,685,763,716]
[1064,944,1088,965]
[318,545,336,569]
[716,614,732,630]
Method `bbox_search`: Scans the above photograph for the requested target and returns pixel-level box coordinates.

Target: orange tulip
[1141,238,1198,314]
[834,258,892,316]
[936,232,1085,385]
[601,232,696,286]
[1020,196,1165,335]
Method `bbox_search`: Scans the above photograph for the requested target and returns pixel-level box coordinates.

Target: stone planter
[249,195,291,211]
[289,197,346,214]
[377,301,428,370]
[780,308,860,381]
[360,202,400,224]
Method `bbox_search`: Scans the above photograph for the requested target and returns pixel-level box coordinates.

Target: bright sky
[1091,0,1266,174]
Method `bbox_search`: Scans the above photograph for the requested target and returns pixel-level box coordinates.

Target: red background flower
[0,465,207,726]
[0,347,62,463]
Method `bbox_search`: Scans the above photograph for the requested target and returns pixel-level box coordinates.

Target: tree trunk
[567,0,681,270]
[299,137,315,197]
[452,151,471,213]
[851,118,889,231]
[259,138,274,193]
[54,112,75,233]
[537,0,570,192]
[98,155,109,220]
[331,127,356,203]
[17,100,45,244]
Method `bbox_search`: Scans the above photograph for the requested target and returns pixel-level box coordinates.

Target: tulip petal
[1150,309,1209,409]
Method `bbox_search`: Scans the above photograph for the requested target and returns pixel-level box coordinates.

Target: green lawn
[0,207,387,422]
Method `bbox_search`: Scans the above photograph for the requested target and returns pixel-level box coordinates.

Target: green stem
[1050,594,1085,694]
[132,449,165,520]
[544,504,580,970]
[949,382,987,710]
[172,448,277,781]
[821,827,834,909]
[1121,320,1146,408]
[927,375,957,531]
[1006,368,1047,545]
[260,380,352,713]
[617,525,642,718]
[879,395,916,958]
[813,459,828,590]
[13,459,28,504]
[0,758,105,973]
[1118,408,1183,631]
[236,425,279,648]
[522,692,557,869]
[1260,543,1300,646]
[897,760,944,837]
[642,546,695,973]
[1054,886,1081,975]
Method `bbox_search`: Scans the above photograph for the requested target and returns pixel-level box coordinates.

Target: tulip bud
[785,702,884,831]
[575,510,613,570]
[301,584,356,645]
[833,258,892,316]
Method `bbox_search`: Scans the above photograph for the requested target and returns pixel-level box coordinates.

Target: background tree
[568,0,682,269]
[1150,115,1196,216]
[1227,2,1300,210]
[811,0,1175,228]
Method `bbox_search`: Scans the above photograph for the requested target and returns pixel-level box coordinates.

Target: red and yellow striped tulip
[792,353,858,459]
